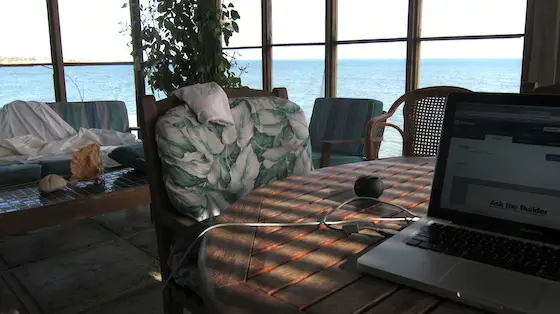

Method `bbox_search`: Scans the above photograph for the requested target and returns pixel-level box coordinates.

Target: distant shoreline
[0,57,129,65]
[1,57,522,66]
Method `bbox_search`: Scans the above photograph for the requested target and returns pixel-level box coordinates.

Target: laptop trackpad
[438,260,544,313]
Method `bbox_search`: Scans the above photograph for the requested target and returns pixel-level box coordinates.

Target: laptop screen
[439,102,560,230]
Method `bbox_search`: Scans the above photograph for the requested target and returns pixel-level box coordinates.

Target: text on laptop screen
[440,102,560,229]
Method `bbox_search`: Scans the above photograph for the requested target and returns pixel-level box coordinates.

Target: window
[271,0,325,44]
[224,0,262,47]
[337,43,406,159]
[0,0,52,64]
[421,0,527,37]
[64,65,133,102]
[418,0,526,93]
[225,49,263,89]
[419,39,524,92]
[338,0,408,41]
[0,66,56,106]
[273,46,325,120]
[337,43,406,105]
[58,0,132,62]
[0,0,54,106]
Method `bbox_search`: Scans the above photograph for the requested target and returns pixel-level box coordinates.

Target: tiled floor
[0,206,165,314]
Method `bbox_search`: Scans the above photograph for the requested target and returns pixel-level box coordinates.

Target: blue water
[0,59,522,157]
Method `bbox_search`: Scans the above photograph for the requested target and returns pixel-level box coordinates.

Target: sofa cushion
[39,159,72,177]
[108,142,146,172]
[46,101,130,133]
[156,96,313,221]
[0,163,42,186]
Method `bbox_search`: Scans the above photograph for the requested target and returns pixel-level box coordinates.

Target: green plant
[131,0,245,96]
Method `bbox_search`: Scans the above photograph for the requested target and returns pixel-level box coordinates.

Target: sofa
[0,100,143,187]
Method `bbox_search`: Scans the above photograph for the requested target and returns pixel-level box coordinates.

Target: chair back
[308,97,384,156]
[139,87,294,222]
[371,86,472,158]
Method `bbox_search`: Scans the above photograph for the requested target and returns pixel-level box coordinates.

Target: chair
[365,86,472,159]
[521,81,560,94]
[309,97,384,168]
[533,84,560,94]
[139,87,313,314]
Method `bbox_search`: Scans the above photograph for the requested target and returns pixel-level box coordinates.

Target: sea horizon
[0,58,522,158]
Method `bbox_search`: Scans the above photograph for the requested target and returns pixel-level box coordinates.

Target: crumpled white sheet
[0,128,136,157]
[0,100,76,141]
[171,82,235,126]
[0,100,138,166]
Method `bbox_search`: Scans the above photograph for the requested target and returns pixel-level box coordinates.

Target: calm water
[0,59,522,157]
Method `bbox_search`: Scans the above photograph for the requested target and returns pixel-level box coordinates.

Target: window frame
[1,0,531,105]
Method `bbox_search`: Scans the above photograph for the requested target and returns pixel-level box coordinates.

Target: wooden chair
[365,86,472,159]
[139,87,291,314]
[521,81,560,94]
[533,84,560,94]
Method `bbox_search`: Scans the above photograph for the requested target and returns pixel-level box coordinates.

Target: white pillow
[171,82,235,126]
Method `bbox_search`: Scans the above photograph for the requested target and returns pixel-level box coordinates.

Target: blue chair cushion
[308,98,383,157]
[108,142,146,172]
[0,163,42,186]
[39,159,72,177]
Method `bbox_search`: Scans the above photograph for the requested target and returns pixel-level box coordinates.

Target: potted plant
[131,0,244,95]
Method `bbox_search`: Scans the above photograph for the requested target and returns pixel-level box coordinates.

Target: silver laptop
[357,92,560,314]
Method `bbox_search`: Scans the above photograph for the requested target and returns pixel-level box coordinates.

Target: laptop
[357,92,560,314]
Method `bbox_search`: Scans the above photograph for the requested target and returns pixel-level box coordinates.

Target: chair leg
[162,287,183,314]
[155,222,183,314]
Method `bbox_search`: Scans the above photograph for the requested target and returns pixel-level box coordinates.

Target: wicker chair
[365,86,472,159]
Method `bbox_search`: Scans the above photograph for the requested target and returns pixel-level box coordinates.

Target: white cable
[162,196,419,291]
[322,196,417,231]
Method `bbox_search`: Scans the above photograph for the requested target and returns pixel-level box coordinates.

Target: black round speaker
[354,175,385,198]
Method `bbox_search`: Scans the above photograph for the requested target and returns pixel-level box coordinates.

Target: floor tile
[80,285,163,314]
[126,228,159,259]
[11,240,160,314]
[0,276,28,314]
[93,206,153,237]
[0,220,111,268]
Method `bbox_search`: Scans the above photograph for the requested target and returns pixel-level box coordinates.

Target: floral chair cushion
[156,96,313,221]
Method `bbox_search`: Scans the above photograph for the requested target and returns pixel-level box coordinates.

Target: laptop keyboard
[406,222,560,281]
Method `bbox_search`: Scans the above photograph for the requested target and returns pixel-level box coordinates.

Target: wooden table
[199,156,483,314]
[0,168,150,236]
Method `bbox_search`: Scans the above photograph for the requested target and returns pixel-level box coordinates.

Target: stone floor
[0,206,165,314]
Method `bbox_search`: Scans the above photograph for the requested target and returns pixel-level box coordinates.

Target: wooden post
[325,0,338,97]
[521,0,560,87]
[129,0,145,128]
[262,0,273,91]
[405,0,422,92]
[521,0,535,88]
[46,0,67,101]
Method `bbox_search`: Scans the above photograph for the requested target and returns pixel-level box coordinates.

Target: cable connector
[341,223,400,237]
[342,223,361,235]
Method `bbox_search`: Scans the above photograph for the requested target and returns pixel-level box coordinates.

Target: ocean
[0,58,522,158]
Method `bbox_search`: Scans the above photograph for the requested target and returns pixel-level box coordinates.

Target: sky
[0,0,527,62]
